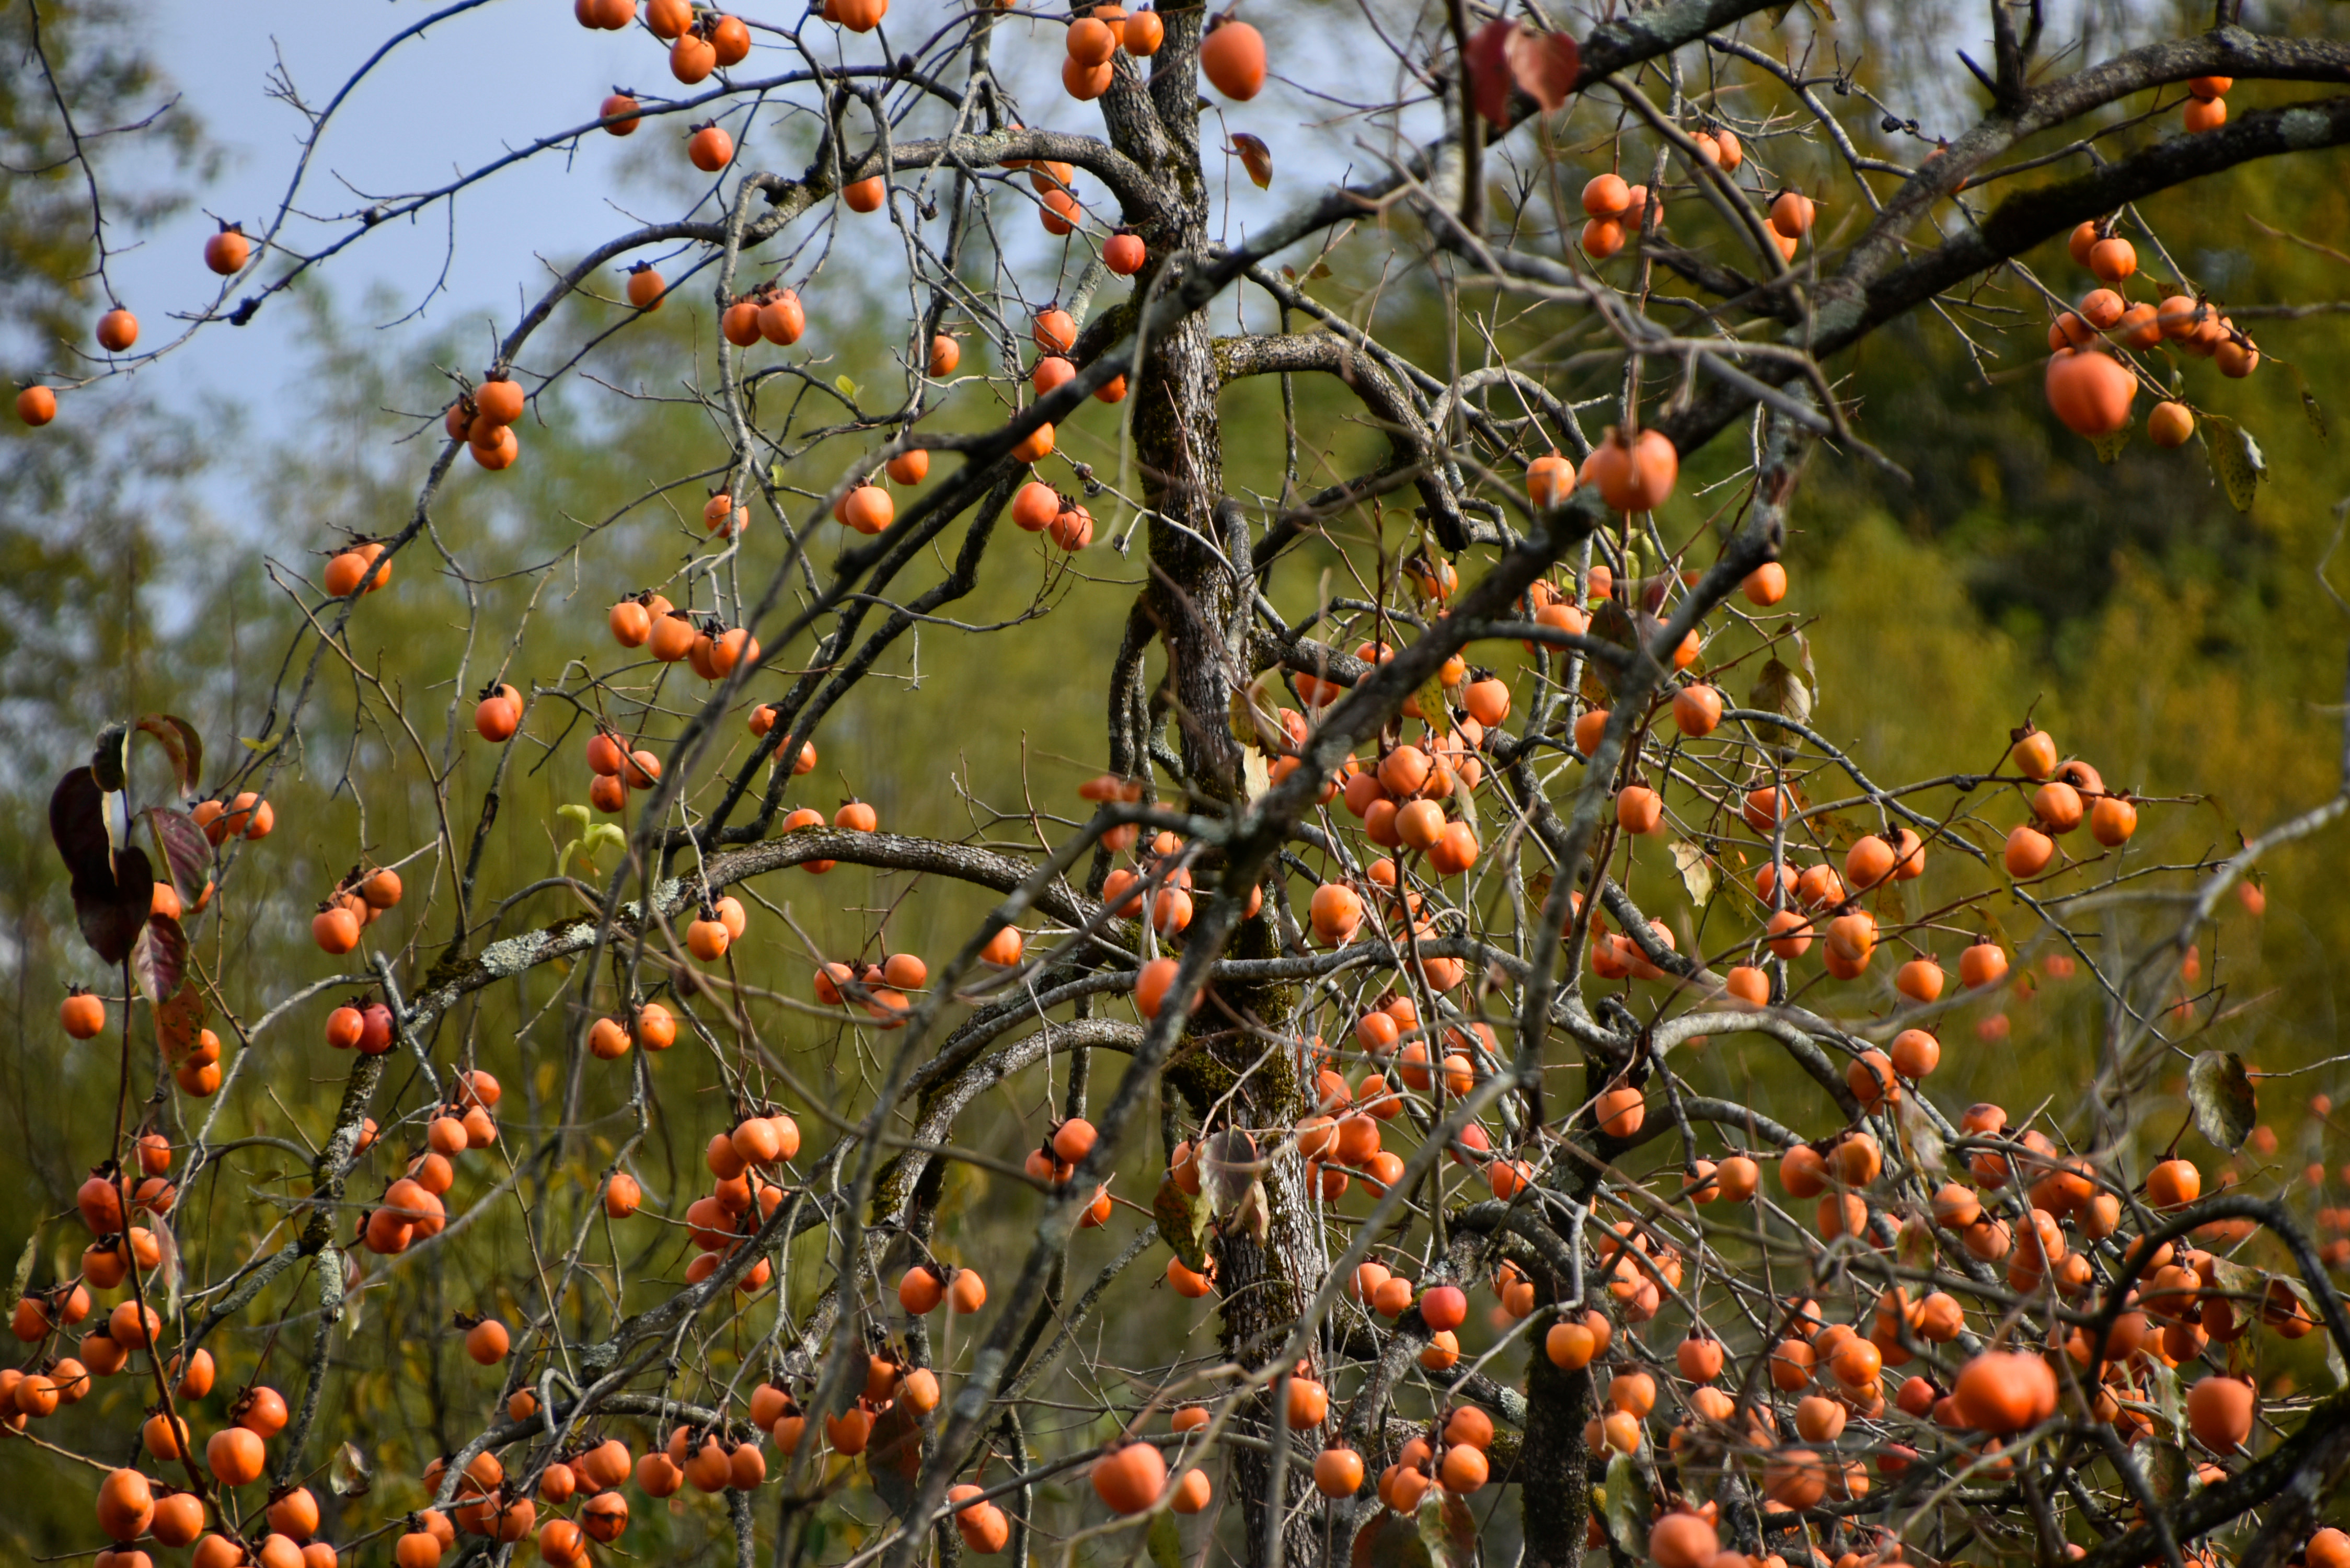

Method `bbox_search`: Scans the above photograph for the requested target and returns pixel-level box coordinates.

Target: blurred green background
[4,0,2348,1560]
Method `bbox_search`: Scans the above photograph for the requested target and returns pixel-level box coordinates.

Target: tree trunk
[1108,6,1322,1561]
[1518,1341,1596,1568]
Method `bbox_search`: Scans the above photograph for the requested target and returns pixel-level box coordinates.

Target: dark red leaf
[1465,18,1515,129]
[132,913,188,1005]
[1504,27,1581,114]
[142,806,211,908]
[866,1397,925,1516]
[51,769,152,965]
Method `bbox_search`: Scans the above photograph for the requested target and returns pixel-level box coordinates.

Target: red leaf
[1230,133,1274,189]
[1504,27,1581,115]
[1465,18,1514,129]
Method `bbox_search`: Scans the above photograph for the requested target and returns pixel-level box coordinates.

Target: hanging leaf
[1232,1175,1271,1243]
[2186,1050,2256,1152]
[134,714,205,800]
[2090,420,2133,465]
[1412,668,1451,730]
[1242,749,1272,803]
[156,982,207,1060]
[1230,133,1274,189]
[331,1441,373,1498]
[866,1398,925,1516]
[1895,1093,1946,1176]
[1603,1452,1643,1555]
[1229,670,1289,754]
[1668,840,1714,906]
[1153,1177,1211,1273]
[1149,1511,1186,1568]
[1748,658,1813,763]
[2144,1436,2190,1507]
[1415,1487,1477,1568]
[2198,414,2264,514]
[1503,27,1581,114]
[142,808,212,907]
[1464,19,1515,128]
[90,724,130,794]
[2142,1352,2183,1445]
[2302,388,2328,440]
[2203,1258,2262,1338]
[51,768,154,965]
[1199,1129,1259,1217]
[131,915,190,1007]
[10,1228,38,1302]
[1354,1508,1432,1568]
[155,1223,182,1321]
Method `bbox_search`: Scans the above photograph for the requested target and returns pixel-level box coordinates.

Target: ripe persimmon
[1200,17,1265,99]
[759,290,807,345]
[2044,347,2136,437]
[671,30,717,82]
[1090,1442,1166,1513]
[60,989,106,1039]
[688,123,735,171]
[1595,1086,1644,1138]
[1581,425,1678,512]
[600,92,641,135]
[1012,422,1056,464]
[1952,1351,2056,1434]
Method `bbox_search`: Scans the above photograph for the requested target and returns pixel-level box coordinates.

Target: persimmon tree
[12,3,2350,1568]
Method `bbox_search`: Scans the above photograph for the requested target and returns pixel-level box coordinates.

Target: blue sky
[98,0,1366,481]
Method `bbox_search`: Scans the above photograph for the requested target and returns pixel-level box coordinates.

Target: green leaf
[2303,388,2329,440]
[2198,414,2265,513]
[10,1227,38,1302]
[2144,1437,2190,1508]
[2204,1258,2262,1338]
[2187,1050,2256,1152]
[1148,1509,1185,1568]
[1415,1488,1476,1568]
[1153,1176,1210,1273]
[2142,1354,2184,1445]
[1668,840,1714,906]
[1895,1092,1946,1177]
[834,374,861,401]
[1603,1452,1642,1557]
[1748,657,1812,763]
[2090,419,2133,465]
[331,1440,373,1498]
